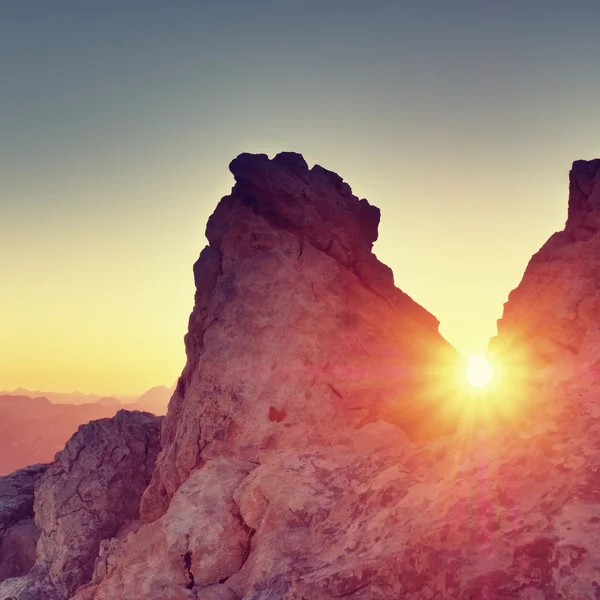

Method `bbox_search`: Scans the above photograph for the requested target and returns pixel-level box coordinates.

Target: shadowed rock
[0,464,48,585]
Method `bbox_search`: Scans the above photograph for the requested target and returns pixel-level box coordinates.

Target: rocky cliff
[490,159,600,383]
[0,465,48,585]
[140,152,461,523]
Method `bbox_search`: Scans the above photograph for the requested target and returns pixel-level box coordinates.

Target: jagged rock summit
[141,151,460,522]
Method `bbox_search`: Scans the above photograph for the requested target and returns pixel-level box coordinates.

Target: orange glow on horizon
[442,343,541,437]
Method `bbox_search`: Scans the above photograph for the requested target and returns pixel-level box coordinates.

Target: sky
[2,1,600,395]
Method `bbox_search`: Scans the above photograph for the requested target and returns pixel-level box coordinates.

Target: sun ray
[466,354,493,388]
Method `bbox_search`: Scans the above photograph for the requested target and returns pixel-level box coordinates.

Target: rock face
[72,392,600,600]
[73,458,255,600]
[491,159,600,380]
[2,410,162,600]
[0,464,48,584]
[141,152,461,522]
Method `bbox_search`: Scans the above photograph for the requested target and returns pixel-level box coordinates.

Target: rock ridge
[568,158,600,222]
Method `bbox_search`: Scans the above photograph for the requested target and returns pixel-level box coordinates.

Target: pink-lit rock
[141,152,460,523]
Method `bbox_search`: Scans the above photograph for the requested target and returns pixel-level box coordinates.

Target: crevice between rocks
[183,533,195,590]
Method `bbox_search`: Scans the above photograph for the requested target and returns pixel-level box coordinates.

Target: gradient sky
[2,1,600,395]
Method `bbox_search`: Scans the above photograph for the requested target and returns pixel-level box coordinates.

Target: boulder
[6,411,162,600]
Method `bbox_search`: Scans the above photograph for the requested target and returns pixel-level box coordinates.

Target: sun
[465,354,493,388]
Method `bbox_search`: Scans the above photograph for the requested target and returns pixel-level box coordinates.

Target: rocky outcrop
[72,458,255,600]
[1,410,162,600]
[0,464,48,584]
[73,153,600,600]
[491,159,600,381]
[141,152,461,522]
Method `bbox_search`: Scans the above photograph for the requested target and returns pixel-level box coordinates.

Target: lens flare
[465,354,493,388]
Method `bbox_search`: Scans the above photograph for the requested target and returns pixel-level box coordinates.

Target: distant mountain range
[2,385,174,411]
[0,385,174,475]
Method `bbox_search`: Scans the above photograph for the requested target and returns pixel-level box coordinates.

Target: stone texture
[490,159,600,381]
[0,464,48,584]
[69,518,141,600]
[4,410,162,600]
[70,386,600,600]
[76,457,254,600]
[141,152,460,522]
[0,576,28,600]
[219,387,600,599]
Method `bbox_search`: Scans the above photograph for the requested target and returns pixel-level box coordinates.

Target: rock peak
[140,151,459,522]
[8,155,600,600]
[568,157,600,222]
[271,151,309,171]
[224,151,378,252]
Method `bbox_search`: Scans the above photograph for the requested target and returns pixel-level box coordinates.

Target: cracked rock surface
[220,402,600,599]
[74,457,254,600]
[141,152,460,523]
[0,410,162,600]
[73,399,600,599]
[0,464,48,584]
